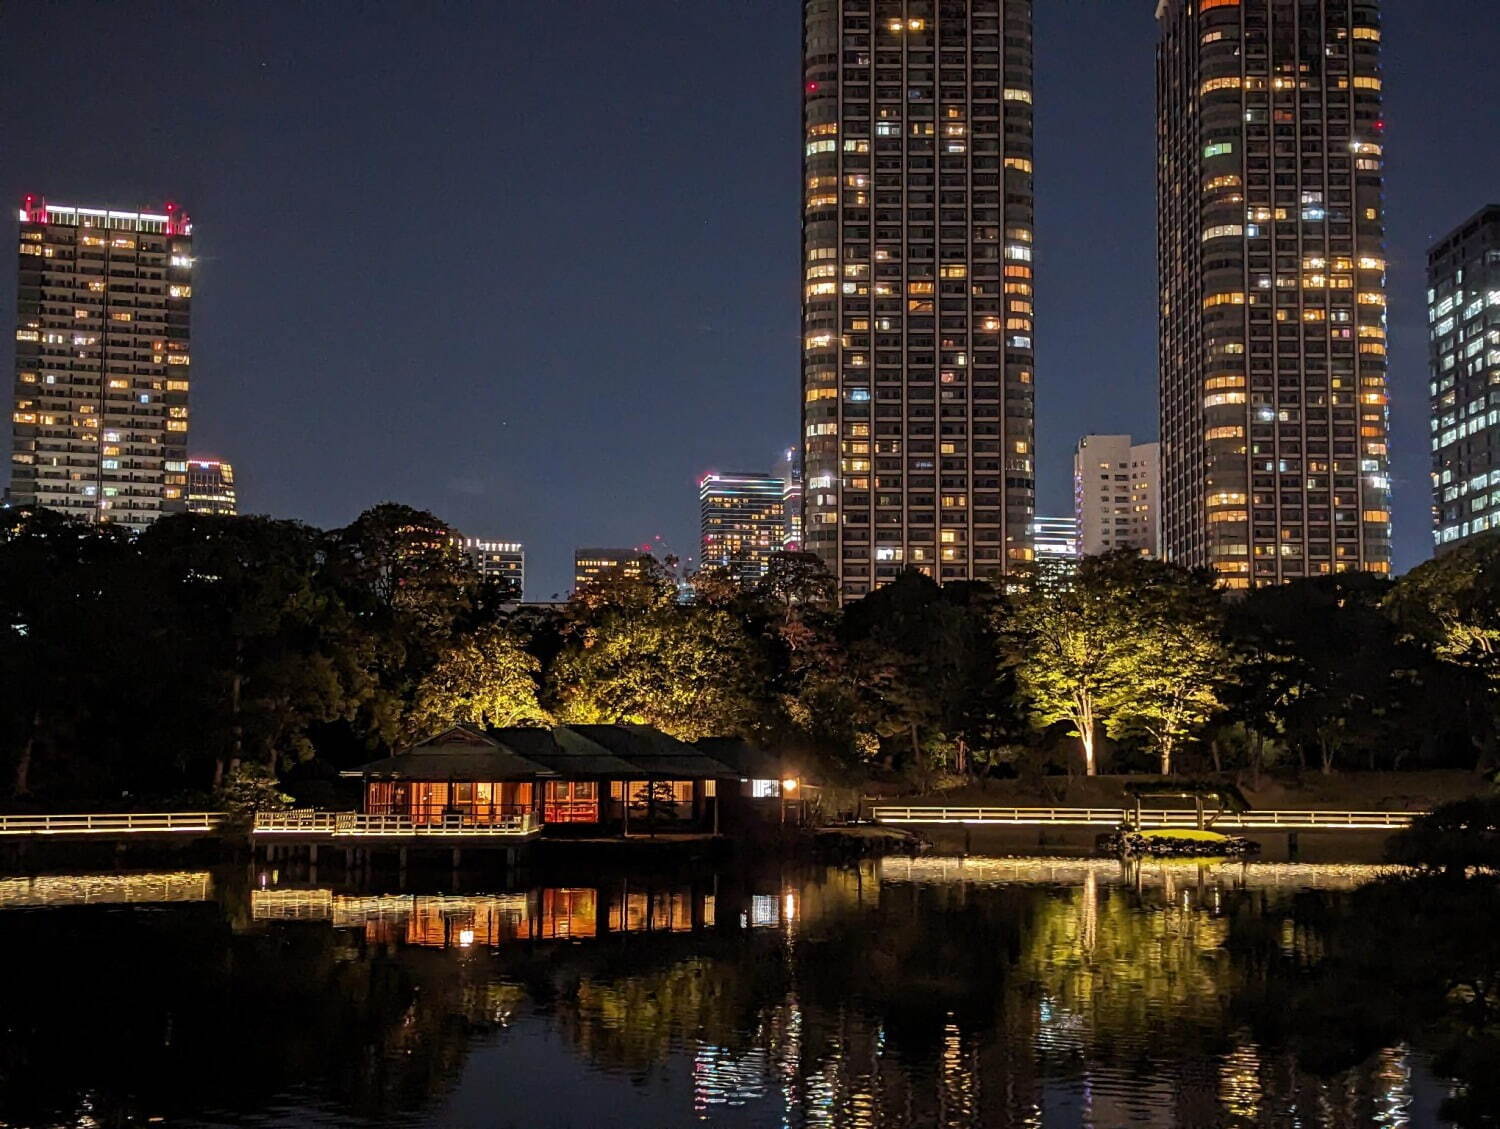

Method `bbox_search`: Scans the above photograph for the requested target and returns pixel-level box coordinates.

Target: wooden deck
[252,810,541,843]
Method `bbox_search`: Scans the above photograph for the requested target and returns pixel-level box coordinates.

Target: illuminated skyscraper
[1429,205,1500,553]
[1156,0,1391,586]
[1074,435,1160,557]
[775,445,804,551]
[573,548,648,590]
[1027,514,1077,580]
[186,456,237,516]
[801,0,1037,600]
[699,471,786,586]
[455,536,525,596]
[10,195,194,529]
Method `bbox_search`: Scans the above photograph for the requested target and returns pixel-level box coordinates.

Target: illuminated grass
[1138,829,1230,843]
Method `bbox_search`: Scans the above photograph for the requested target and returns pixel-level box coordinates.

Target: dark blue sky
[2,2,1496,598]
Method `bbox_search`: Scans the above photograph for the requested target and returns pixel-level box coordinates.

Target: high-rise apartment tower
[801,0,1037,600]
[1156,0,1391,586]
[1074,434,1161,557]
[1429,205,1500,553]
[11,196,194,529]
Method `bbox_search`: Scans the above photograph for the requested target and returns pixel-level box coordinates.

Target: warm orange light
[782,779,799,793]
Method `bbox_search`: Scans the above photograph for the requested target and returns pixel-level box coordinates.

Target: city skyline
[2,2,1497,597]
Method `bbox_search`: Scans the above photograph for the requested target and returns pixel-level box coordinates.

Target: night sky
[2,2,1497,598]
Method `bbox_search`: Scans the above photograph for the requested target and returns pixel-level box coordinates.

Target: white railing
[869,806,1420,831]
[0,811,227,837]
[253,810,539,837]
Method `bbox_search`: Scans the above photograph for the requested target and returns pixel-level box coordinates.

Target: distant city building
[1156,0,1391,585]
[11,195,194,530]
[1028,515,1078,579]
[775,445,803,551]
[1429,204,1500,553]
[699,471,786,586]
[801,0,1037,600]
[456,537,525,596]
[574,547,649,590]
[1074,435,1160,557]
[186,456,236,516]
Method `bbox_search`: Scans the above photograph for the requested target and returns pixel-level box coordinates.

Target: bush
[213,765,294,815]
[1387,796,1500,876]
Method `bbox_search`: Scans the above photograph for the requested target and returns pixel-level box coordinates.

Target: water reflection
[0,857,1454,1128]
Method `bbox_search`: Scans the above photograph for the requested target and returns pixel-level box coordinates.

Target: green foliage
[1388,534,1500,770]
[213,764,294,814]
[1387,796,1500,876]
[553,600,766,741]
[404,626,548,740]
[1006,552,1229,775]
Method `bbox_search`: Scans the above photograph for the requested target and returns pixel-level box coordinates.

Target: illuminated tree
[1005,558,1130,775]
[404,626,548,739]
[1387,534,1500,770]
[1100,560,1232,775]
[552,605,765,740]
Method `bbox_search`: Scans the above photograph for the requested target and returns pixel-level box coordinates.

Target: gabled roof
[695,737,800,782]
[561,725,739,779]
[489,725,639,778]
[347,724,557,781]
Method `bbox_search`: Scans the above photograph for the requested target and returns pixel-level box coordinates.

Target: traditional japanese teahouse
[526,725,738,832]
[350,725,554,826]
[346,724,740,835]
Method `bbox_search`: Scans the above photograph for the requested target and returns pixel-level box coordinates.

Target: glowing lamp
[458,928,475,947]
[782,778,799,793]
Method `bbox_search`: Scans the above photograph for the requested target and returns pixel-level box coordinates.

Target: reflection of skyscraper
[11,196,194,529]
[1157,0,1392,585]
[776,445,804,551]
[801,1,1038,600]
[699,471,786,585]
[186,456,237,516]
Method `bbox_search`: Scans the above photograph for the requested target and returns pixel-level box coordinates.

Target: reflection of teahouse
[349,725,553,828]
[696,737,818,826]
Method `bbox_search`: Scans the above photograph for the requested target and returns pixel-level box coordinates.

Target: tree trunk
[12,710,39,797]
[1250,729,1265,790]
[909,722,921,769]
[1080,724,1097,777]
[1159,740,1173,777]
[1319,737,1335,776]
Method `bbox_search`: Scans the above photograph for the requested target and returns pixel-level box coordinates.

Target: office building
[11,195,194,530]
[1429,205,1500,552]
[574,547,648,590]
[456,537,525,595]
[186,456,237,516]
[1028,514,1077,579]
[1074,435,1160,557]
[776,445,804,551]
[700,471,786,585]
[1156,0,1391,586]
[801,0,1037,600]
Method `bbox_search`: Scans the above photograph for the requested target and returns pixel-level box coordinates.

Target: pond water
[0,856,1461,1128]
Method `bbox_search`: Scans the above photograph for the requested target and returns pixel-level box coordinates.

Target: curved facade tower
[1156,0,1391,586]
[801,0,1036,600]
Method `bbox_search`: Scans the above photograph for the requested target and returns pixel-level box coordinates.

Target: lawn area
[1138,829,1229,843]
